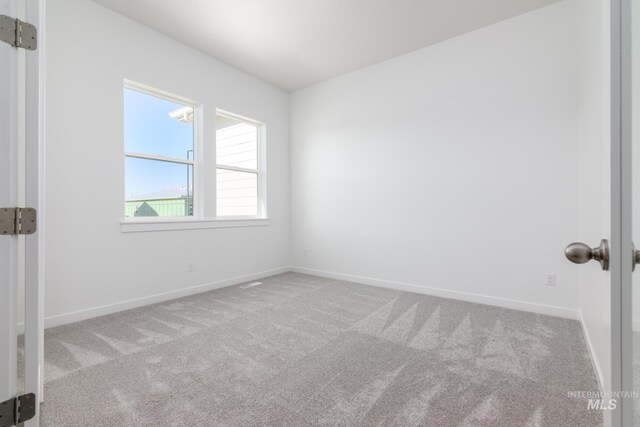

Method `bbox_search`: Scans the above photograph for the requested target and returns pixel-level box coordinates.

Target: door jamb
[617,0,634,425]
[22,0,44,424]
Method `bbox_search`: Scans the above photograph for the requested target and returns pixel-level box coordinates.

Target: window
[122,82,266,229]
[216,112,262,217]
[124,85,196,218]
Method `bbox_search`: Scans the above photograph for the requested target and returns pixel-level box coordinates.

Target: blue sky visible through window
[124,88,194,200]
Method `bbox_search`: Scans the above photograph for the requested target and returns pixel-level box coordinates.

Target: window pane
[216,168,257,216]
[216,115,258,170]
[125,157,193,217]
[124,88,194,160]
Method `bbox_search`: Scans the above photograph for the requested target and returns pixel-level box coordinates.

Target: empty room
[1,0,639,426]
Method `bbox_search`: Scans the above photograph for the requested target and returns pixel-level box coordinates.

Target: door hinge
[0,15,37,50]
[0,393,36,427]
[0,208,37,235]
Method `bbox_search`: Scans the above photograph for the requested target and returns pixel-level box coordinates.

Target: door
[0,0,42,425]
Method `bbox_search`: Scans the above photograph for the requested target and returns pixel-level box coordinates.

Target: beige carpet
[31,273,600,426]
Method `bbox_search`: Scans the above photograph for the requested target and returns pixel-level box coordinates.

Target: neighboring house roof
[134,202,159,217]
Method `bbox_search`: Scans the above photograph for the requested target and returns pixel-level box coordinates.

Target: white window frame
[215,109,267,220]
[123,81,200,220]
[120,81,269,232]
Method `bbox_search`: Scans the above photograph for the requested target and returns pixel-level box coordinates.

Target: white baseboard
[19,265,583,334]
[17,266,291,333]
[578,311,604,393]
[291,266,579,320]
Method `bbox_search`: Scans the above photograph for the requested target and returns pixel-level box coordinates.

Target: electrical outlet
[187,261,195,272]
[545,273,556,287]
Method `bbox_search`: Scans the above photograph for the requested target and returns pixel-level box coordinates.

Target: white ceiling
[92,0,561,91]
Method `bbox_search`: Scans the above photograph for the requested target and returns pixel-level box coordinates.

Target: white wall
[291,1,581,318]
[44,0,290,325]
[573,0,612,401]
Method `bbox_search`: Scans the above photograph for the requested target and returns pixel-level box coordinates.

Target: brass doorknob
[565,239,609,271]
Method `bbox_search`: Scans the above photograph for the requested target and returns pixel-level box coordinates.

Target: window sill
[120,218,270,233]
